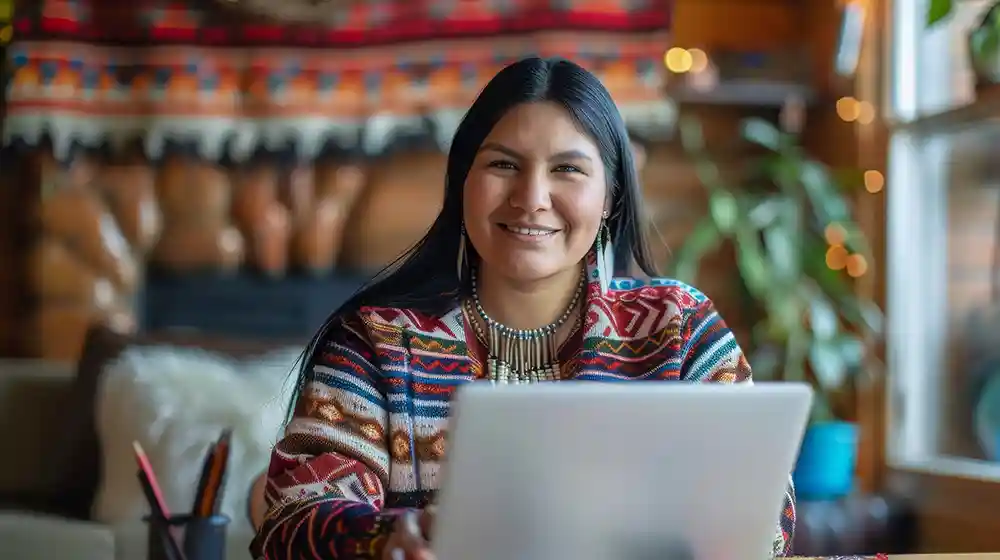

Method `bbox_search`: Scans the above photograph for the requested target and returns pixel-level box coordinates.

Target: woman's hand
[383,507,436,560]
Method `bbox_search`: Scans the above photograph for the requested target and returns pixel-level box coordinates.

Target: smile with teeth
[501,224,558,237]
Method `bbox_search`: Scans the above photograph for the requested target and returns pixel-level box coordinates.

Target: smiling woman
[464,102,609,328]
[250,57,797,560]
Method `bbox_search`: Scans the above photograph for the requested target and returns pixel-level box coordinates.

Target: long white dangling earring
[457,222,467,281]
[598,211,614,295]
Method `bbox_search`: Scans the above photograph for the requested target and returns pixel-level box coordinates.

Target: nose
[507,168,552,212]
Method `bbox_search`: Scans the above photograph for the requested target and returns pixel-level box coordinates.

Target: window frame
[884,0,1000,481]
[880,0,1000,551]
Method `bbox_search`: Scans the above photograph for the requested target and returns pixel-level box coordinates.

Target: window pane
[893,0,993,118]
[943,123,1000,462]
[888,121,1000,465]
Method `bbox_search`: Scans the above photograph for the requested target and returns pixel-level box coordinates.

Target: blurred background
[1,0,999,558]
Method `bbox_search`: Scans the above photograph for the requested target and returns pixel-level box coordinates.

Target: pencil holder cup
[145,513,230,560]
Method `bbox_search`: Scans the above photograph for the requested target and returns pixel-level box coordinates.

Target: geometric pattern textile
[3,0,675,160]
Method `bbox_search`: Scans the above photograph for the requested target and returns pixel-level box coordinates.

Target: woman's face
[463,102,609,284]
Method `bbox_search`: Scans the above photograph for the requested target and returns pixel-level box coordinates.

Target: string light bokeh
[0,0,12,46]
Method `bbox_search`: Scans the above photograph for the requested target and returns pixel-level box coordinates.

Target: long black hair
[290,56,658,408]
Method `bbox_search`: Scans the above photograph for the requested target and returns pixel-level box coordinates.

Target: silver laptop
[432,381,813,560]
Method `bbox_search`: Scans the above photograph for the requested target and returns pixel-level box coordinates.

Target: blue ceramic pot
[793,421,859,501]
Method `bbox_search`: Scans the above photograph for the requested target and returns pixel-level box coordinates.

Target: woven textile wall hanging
[3,0,674,160]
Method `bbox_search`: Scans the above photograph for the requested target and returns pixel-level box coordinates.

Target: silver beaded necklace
[467,267,586,384]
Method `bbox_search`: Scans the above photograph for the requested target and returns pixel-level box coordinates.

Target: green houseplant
[928,0,1000,88]
[672,116,883,499]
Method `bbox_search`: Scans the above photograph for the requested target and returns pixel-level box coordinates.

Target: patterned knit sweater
[250,264,796,559]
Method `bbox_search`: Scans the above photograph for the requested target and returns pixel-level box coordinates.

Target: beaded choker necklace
[465,268,586,384]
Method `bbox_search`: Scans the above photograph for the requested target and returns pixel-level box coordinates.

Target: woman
[251,57,795,560]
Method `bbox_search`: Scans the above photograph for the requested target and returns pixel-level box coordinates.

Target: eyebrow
[478,142,593,162]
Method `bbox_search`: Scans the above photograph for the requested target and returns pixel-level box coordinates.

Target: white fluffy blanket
[92,345,301,527]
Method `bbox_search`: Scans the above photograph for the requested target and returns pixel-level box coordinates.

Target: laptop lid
[433,381,813,560]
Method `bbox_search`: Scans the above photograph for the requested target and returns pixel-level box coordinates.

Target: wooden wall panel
[0,153,15,356]
[671,0,802,49]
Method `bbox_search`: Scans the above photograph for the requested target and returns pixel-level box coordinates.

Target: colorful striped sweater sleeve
[678,298,797,557]
[250,314,398,559]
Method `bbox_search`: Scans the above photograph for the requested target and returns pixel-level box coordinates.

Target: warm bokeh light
[664,47,693,73]
[846,253,868,277]
[835,96,861,122]
[824,223,847,246]
[688,48,709,73]
[826,245,849,270]
[856,100,876,124]
[864,169,884,193]
[0,25,12,45]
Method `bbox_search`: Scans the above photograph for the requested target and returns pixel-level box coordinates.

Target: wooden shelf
[661,49,815,109]
[665,80,817,108]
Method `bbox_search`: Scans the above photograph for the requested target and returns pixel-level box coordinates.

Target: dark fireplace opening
[140,244,636,341]
[140,270,372,340]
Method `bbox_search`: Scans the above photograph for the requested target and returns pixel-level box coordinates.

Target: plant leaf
[679,116,705,152]
[848,300,884,334]
[749,344,784,381]
[809,339,847,391]
[784,324,811,384]
[799,161,852,223]
[835,334,866,371]
[837,220,873,257]
[734,226,771,298]
[808,290,839,340]
[671,218,722,283]
[741,118,783,151]
[927,0,953,27]
[762,201,801,282]
[709,191,739,233]
[747,196,783,228]
[831,167,866,192]
[695,159,723,190]
[970,25,1000,61]
[765,291,804,341]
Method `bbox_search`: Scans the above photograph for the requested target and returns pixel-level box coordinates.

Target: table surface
[799,556,1000,559]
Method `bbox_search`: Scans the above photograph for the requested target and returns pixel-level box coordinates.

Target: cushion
[91,344,299,526]
[52,326,301,519]
[114,520,257,560]
[0,511,115,560]
[0,361,77,513]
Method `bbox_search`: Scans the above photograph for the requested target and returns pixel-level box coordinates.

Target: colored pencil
[209,429,233,516]
[189,439,217,518]
[196,428,233,517]
[137,469,187,560]
[132,441,171,517]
